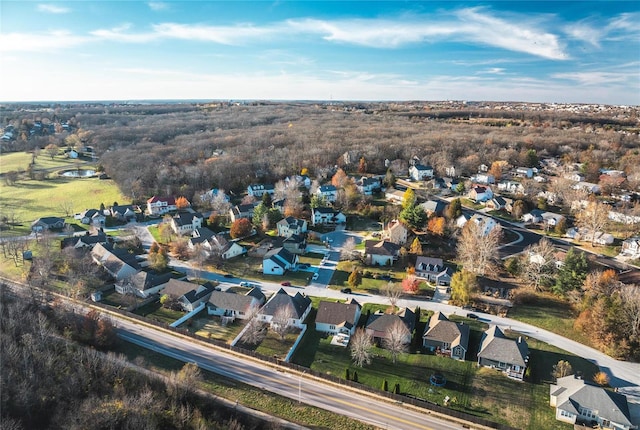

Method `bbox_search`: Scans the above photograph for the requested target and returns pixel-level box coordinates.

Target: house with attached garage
[276,216,308,238]
[315,299,362,337]
[257,288,311,329]
[383,220,409,246]
[229,203,257,223]
[468,185,493,203]
[170,210,203,235]
[456,213,499,237]
[364,240,401,266]
[550,375,635,430]
[115,270,172,298]
[77,209,106,228]
[160,279,216,312]
[311,207,346,226]
[247,183,275,198]
[207,288,266,321]
[262,247,299,275]
[415,256,453,285]
[365,307,415,344]
[146,196,176,216]
[419,199,448,217]
[422,312,470,360]
[409,163,434,181]
[355,176,382,195]
[91,243,141,281]
[61,231,111,249]
[620,236,640,258]
[477,325,529,381]
[31,216,66,232]
[109,205,138,222]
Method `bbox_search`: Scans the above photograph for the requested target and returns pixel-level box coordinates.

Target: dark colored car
[380,275,392,281]
[223,274,234,278]
[466,313,479,320]
[340,288,352,294]
[281,281,291,286]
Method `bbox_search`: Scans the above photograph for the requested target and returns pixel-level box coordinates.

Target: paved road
[115,317,467,430]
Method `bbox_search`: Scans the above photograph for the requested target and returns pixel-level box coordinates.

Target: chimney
[518,336,522,343]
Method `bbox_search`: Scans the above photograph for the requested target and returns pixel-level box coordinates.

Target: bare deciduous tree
[382,281,402,310]
[383,320,410,364]
[619,285,640,343]
[552,360,573,380]
[575,200,610,247]
[242,309,266,345]
[59,200,75,217]
[350,328,374,367]
[457,221,502,276]
[271,306,294,341]
[341,237,357,261]
[522,238,557,292]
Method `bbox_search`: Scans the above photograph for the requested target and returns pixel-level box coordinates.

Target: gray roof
[316,299,361,329]
[366,308,415,333]
[365,240,401,256]
[91,243,141,275]
[260,288,311,319]
[415,256,445,273]
[264,247,297,266]
[162,279,201,298]
[422,312,470,350]
[478,325,529,367]
[173,210,203,226]
[126,270,171,291]
[32,216,65,227]
[551,375,633,427]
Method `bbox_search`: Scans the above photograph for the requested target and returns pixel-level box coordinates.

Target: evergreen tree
[381,380,388,391]
[348,269,362,288]
[446,198,462,220]
[554,248,588,295]
[261,191,272,208]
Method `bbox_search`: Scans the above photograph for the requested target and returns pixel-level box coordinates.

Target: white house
[383,220,409,246]
[364,240,400,266]
[247,184,275,198]
[384,187,406,204]
[311,207,346,226]
[316,185,338,203]
[170,210,203,235]
[415,256,453,285]
[262,247,299,275]
[468,185,493,202]
[550,375,635,430]
[78,209,106,228]
[472,173,495,185]
[355,176,382,195]
[147,196,177,216]
[276,217,308,238]
[257,288,312,329]
[457,214,499,237]
[409,163,434,181]
[515,167,534,178]
[315,299,362,337]
[498,180,525,195]
[207,288,266,321]
[621,236,640,258]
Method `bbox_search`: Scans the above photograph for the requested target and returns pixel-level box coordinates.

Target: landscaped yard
[291,312,592,430]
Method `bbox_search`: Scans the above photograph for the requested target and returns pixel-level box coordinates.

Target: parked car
[280,281,291,286]
[380,274,392,281]
[340,288,352,294]
[466,313,479,320]
[239,281,251,287]
[312,273,319,280]
[223,274,234,278]
[298,263,310,269]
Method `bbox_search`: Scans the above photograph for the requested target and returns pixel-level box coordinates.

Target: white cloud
[147,2,169,11]
[37,3,70,14]
[151,23,279,45]
[0,31,87,52]
[477,68,506,75]
[90,24,159,43]
[551,71,636,86]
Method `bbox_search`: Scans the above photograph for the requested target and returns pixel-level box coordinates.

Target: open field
[0,176,127,235]
[0,151,80,175]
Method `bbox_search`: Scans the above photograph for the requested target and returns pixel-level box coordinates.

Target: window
[498,362,507,369]
[514,365,520,372]
[560,410,574,418]
[442,342,450,349]
[579,408,595,419]
[329,325,336,330]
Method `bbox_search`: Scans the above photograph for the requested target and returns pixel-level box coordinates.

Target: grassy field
[0,176,127,235]
[0,151,80,175]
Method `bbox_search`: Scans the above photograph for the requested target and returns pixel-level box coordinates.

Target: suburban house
[383,220,409,246]
[498,180,525,195]
[550,375,635,430]
[523,209,565,227]
[78,209,106,228]
[115,270,171,298]
[283,234,307,255]
[91,243,141,281]
[566,228,614,245]
[422,312,470,360]
[415,256,453,285]
[365,308,416,344]
[477,325,529,381]
[31,216,65,232]
[385,187,406,204]
[257,288,312,329]
[315,299,362,337]
[355,176,382,195]
[573,182,601,194]
[207,288,266,321]
[621,236,640,258]
[468,185,494,203]
[456,213,499,237]
[472,173,495,185]
[147,196,177,216]
[409,164,434,181]
[419,199,448,217]
[229,203,257,222]
[247,183,275,198]
[311,207,346,226]
[160,279,216,312]
[485,196,510,211]
[110,205,137,222]
[188,228,246,260]
[61,231,111,249]
[262,247,299,275]
[515,167,534,178]
[170,210,204,235]
[316,185,338,203]
[276,217,308,238]
[364,240,401,266]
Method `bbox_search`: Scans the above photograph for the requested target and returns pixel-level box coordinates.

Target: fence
[1,279,519,430]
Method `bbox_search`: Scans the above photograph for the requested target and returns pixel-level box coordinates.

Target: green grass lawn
[0,176,127,235]
[237,328,300,360]
[297,252,324,265]
[133,300,185,325]
[221,256,314,285]
[0,152,81,175]
[189,315,247,343]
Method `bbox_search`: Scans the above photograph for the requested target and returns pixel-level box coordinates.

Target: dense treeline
[0,288,281,430]
[1,102,638,204]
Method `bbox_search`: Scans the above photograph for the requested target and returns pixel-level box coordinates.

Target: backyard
[188,315,247,343]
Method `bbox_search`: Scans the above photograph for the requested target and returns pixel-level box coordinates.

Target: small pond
[59,169,96,178]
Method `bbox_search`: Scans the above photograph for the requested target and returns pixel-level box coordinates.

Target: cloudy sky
[1,1,638,104]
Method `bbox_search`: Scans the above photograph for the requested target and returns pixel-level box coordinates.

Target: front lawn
[221,256,313,285]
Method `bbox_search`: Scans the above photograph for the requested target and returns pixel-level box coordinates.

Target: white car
[312,273,319,280]
[239,281,251,287]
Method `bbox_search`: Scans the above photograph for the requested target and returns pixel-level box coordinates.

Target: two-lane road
[115,318,467,430]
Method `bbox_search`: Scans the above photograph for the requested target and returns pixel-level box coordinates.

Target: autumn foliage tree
[175,196,190,209]
[401,273,420,293]
[427,217,446,236]
[331,168,349,188]
[230,218,252,239]
[358,156,367,174]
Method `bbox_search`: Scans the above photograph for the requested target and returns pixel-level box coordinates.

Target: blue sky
[1,1,638,104]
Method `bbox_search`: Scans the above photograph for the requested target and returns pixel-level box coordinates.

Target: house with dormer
[247,183,275,198]
[257,288,312,329]
[170,210,203,235]
[415,256,453,285]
